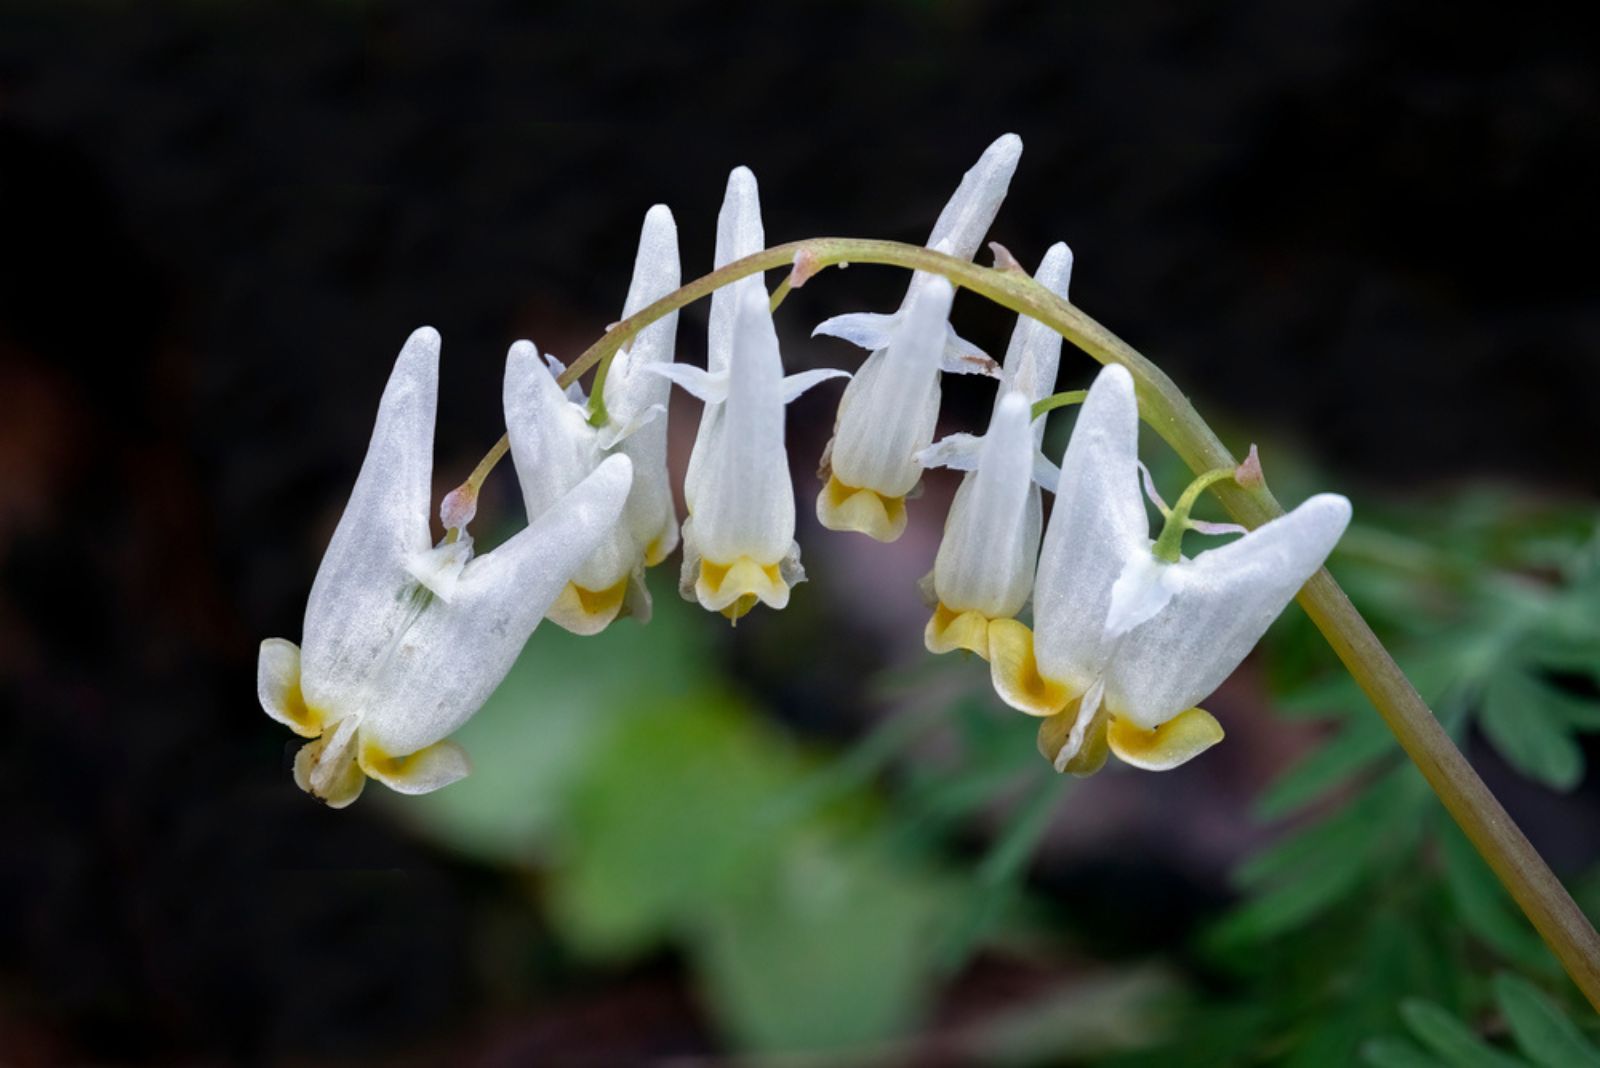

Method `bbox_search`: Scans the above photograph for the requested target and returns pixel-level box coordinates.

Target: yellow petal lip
[546,575,633,636]
[925,602,996,659]
[644,534,671,568]
[987,618,1074,717]
[816,475,908,543]
[1106,707,1225,771]
[696,556,789,613]
[359,738,471,794]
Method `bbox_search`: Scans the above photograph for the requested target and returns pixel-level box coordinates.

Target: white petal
[505,340,606,523]
[1030,364,1149,693]
[358,455,635,757]
[940,326,1000,377]
[300,328,439,719]
[646,363,728,404]
[916,432,983,473]
[604,206,681,429]
[812,311,899,352]
[781,367,851,404]
[827,277,953,497]
[999,242,1073,449]
[693,287,795,566]
[1032,450,1061,490]
[542,349,587,403]
[932,392,1040,617]
[924,133,1022,262]
[1104,493,1353,728]
[359,738,472,795]
[594,402,666,451]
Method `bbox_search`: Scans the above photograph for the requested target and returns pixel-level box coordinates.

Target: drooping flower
[651,167,849,620]
[989,363,1351,775]
[813,133,1023,542]
[257,328,633,807]
[505,205,682,635]
[917,243,1074,656]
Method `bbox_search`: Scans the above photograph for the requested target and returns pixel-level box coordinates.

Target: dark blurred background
[2,1,1598,1063]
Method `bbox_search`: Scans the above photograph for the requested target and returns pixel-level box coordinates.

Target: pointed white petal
[999,243,1073,448]
[358,455,634,757]
[1030,364,1149,693]
[1032,450,1061,490]
[811,311,900,352]
[505,340,605,523]
[932,392,1040,618]
[623,205,682,320]
[925,133,1022,261]
[645,363,729,404]
[258,638,321,737]
[1104,493,1352,728]
[940,326,1000,377]
[604,205,681,427]
[707,167,766,374]
[694,287,794,567]
[541,349,587,403]
[301,328,439,718]
[594,402,667,450]
[916,432,983,473]
[781,367,851,404]
[827,277,954,497]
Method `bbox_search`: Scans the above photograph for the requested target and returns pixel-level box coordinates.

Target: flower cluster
[258,134,1350,806]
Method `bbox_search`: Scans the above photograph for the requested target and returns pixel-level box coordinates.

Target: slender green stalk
[1153,467,1239,562]
[461,237,1600,1006]
[1030,389,1087,420]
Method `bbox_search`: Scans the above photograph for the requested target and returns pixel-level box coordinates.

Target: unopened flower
[918,243,1074,655]
[653,168,848,619]
[506,206,682,635]
[989,363,1351,775]
[257,328,633,807]
[813,133,1022,541]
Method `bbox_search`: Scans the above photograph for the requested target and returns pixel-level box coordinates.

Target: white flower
[505,206,681,635]
[813,133,1022,542]
[917,243,1074,655]
[256,328,633,807]
[650,168,849,620]
[989,363,1351,775]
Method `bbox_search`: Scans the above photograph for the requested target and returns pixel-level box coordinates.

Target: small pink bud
[1235,444,1264,489]
[988,241,1024,273]
[789,248,822,289]
[440,484,478,531]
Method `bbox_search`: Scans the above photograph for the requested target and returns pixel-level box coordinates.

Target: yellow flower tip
[925,602,995,659]
[292,723,365,809]
[1106,707,1225,771]
[697,556,789,613]
[546,576,632,636]
[358,738,471,795]
[1037,702,1110,777]
[721,594,759,623]
[816,475,908,543]
[644,535,670,568]
[987,618,1073,717]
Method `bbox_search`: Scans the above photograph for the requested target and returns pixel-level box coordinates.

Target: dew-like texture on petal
[694,288,795,568]
[828,277,953,498]
[357,455,633,757]
[687,167,765,510]
[359,738,472,795]
[301,328,440,721]
[505,342,633,596]
[1030,364,1148,694]
[1106,708,1225,770]
[934,392,1039,619]
[1104,493,1352,728]
[606,204,682,566]
[999,242,1073,450]
[258,638,320,737]
[924,133,1022,263]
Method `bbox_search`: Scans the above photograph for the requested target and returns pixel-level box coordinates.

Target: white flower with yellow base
[989,363,1351,775]
[256,328,633,807]
[813,133,1022,541]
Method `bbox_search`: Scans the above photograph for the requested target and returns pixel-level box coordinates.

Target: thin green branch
[456,237,1600,1007]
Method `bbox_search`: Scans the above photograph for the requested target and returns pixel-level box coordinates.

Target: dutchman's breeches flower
[505,206,682,636]
[918,242,1074,656]
[813,133,1022,541]
[256,328,633,807]
[989,363,1352,775]
[655,166,848,620]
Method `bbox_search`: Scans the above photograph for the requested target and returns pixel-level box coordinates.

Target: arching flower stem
[1030,389,1087,420]
[450,236,1600,1005]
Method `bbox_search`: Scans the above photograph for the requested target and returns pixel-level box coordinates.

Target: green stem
[1153,467,1238,562]
[1030,389,1087,420]
[462,237,1600,1007]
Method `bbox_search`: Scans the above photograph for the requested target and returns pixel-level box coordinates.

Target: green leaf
[1479,670,1584,791]
[1361,1037,1451,1067]
[1440,824,1558,975]
[1255,715,1394,819]
[1492,973,1600,1068]
[1399,999,1529,1068]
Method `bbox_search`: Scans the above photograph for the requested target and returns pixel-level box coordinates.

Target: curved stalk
[467,237,1600,1005]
